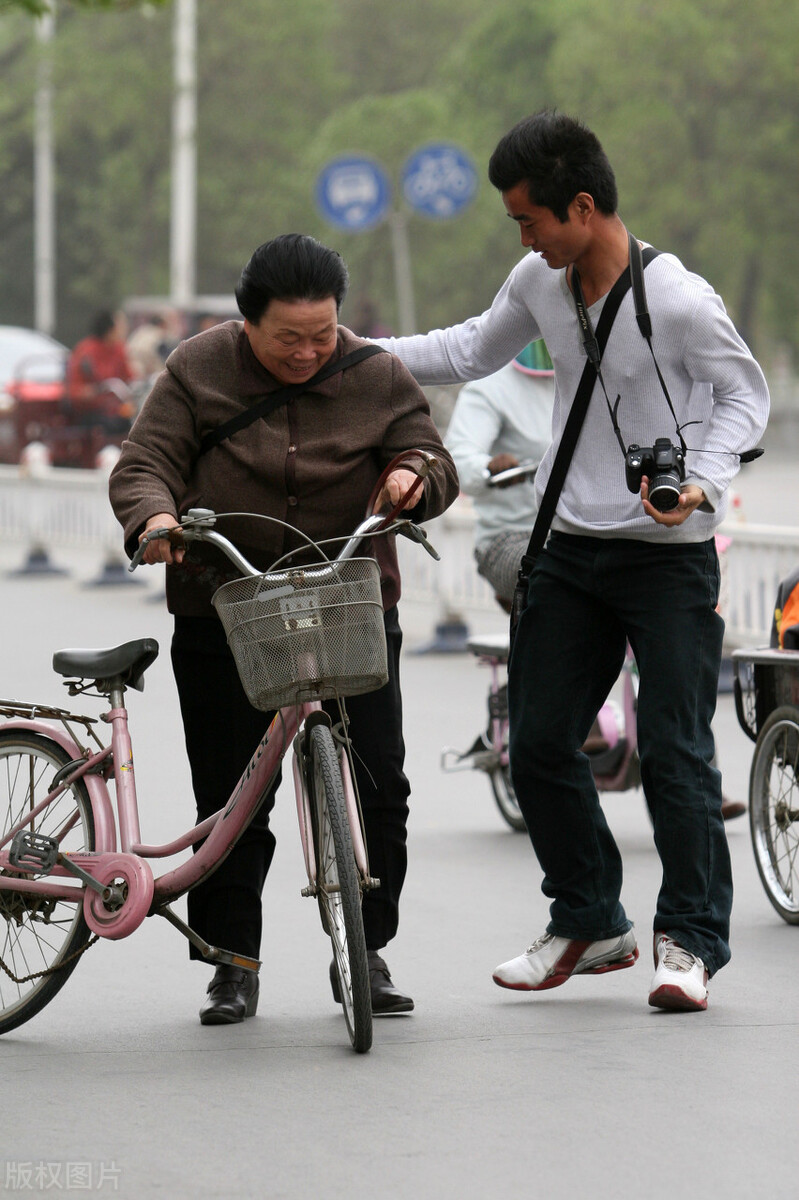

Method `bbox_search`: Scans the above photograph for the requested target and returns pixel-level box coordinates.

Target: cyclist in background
[445,340,554,612]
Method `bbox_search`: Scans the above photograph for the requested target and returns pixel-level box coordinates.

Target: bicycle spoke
[308,724,371,1052]
[0,733,96,1033]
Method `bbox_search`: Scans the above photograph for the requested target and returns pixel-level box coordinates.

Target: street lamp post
[170,0,197,309]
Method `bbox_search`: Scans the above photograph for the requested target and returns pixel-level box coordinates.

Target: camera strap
[571,232,662,459]
[628,236,688,456]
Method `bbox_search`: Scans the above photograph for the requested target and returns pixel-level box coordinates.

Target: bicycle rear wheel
[307,723,371,1053]
[0,730,96,1034]
[748,706,799,924]
[488,764,527,833]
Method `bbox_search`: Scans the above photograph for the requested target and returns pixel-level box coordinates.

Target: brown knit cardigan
[109,321,459,616]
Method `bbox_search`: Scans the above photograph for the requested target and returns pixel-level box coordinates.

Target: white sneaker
[648,933,708,1012]
[493,929,639,992]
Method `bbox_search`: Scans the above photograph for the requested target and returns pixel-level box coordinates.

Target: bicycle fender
[0,718,117,852]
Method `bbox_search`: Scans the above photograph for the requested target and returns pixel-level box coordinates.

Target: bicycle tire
[748,706,799,924]
[307,724,372,1053]
[488,765,527,833]
[0,730,96,1034]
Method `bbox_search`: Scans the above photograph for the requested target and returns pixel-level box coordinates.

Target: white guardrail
[1,457,798,645]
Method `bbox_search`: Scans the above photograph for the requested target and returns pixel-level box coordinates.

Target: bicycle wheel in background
[748,705,799,925]
[0,730,96,1034]
[307,723,372,1053]
[488,763,527,833]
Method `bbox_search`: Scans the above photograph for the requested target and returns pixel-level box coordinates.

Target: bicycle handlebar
[129,449,441,574]
[482,461,538,488]
[128,497,441,576]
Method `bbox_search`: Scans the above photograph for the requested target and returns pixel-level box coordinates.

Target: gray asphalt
[0,500,796,1199]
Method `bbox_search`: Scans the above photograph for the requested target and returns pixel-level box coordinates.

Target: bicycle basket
[211,557,388,711]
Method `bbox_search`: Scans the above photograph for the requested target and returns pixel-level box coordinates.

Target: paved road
[0,543,796,1200]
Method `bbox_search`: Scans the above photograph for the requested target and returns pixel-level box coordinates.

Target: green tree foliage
[545,0,799,352]
[0,0,795,362]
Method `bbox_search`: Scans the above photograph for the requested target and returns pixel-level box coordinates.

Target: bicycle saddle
[466,634,510,663]
[52,638,160,692]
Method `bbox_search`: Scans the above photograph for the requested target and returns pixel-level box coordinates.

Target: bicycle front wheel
[0,730,96,1034]
[488,764,527,833]
[307,724,371,1053]
[749,706,799,924]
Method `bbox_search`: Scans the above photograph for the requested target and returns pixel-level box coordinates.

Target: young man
[375,111,769,1011]
[110,234,458,1024]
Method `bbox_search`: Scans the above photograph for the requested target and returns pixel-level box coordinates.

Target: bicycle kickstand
[155,904,261,974]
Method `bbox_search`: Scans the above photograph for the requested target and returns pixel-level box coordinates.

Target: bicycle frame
[0,459,442,945]
[442,639,640,794]
[0,691,368,947]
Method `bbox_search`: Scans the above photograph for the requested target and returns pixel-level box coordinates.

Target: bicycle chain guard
[82,854,155,940]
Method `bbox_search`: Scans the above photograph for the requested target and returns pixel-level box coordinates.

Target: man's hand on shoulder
[641,479,706,527]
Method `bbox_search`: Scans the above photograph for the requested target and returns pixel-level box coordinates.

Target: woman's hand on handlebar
[137,513,185,565]
[373,469,424,514]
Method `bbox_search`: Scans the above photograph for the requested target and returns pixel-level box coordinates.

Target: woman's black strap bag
[509,239,660,638]
[198,344,385,456]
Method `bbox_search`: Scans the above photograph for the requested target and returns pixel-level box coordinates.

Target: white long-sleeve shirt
[444,362,554,551]
[377,246,770,544]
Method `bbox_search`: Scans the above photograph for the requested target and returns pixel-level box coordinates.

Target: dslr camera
[625,437,685,512]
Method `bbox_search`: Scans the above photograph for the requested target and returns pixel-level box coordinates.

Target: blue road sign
[401,143,478,219]
[315,156,391,231]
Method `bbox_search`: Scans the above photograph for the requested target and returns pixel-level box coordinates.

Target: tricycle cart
[733,647,799,923]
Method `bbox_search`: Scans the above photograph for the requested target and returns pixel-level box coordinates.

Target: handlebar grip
[128,524,184,572]
[366,449,438,530]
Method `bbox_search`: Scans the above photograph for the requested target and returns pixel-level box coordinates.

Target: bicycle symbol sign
[401,143,478,219]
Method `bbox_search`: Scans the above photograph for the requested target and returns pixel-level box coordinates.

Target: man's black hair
[488,110,618,222]
[236,234,350,323]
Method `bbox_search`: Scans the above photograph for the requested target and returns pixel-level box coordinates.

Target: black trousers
[171,608,410,961]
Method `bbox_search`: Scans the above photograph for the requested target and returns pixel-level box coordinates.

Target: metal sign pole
[388,210,417,336]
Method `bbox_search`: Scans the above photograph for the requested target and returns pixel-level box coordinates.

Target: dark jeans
[171,607,410,961]
[508,532,731,976]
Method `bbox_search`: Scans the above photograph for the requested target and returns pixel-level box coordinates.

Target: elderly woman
[110,234,458,1025]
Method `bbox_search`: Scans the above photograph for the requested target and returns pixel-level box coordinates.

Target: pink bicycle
[0,460,438,1053]
[442,637,640,832]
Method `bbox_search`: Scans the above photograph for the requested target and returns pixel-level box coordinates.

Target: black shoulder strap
[198,344,385,456]
[519,243,659,573]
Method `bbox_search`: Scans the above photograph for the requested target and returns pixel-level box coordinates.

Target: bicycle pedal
[9,830,59,874]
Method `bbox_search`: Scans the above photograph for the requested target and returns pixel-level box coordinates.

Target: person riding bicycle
[374,111,769,1012]
[109,234,458,1025]
[445,341,554,613]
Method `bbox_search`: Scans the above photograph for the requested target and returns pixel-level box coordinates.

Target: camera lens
[648,473,681,512]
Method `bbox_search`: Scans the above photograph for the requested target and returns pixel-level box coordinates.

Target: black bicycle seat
[52,638,160,692]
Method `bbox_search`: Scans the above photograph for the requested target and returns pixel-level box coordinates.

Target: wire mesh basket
[212,557,388,711]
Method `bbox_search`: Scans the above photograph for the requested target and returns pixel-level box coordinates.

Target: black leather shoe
[369,952,414,1014]
[199,965,259,1025]
[329,952,414,1015]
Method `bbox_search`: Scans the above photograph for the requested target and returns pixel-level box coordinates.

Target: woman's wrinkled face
[245,297,338,385]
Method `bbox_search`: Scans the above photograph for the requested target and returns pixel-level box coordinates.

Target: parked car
[0,325,134,469]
